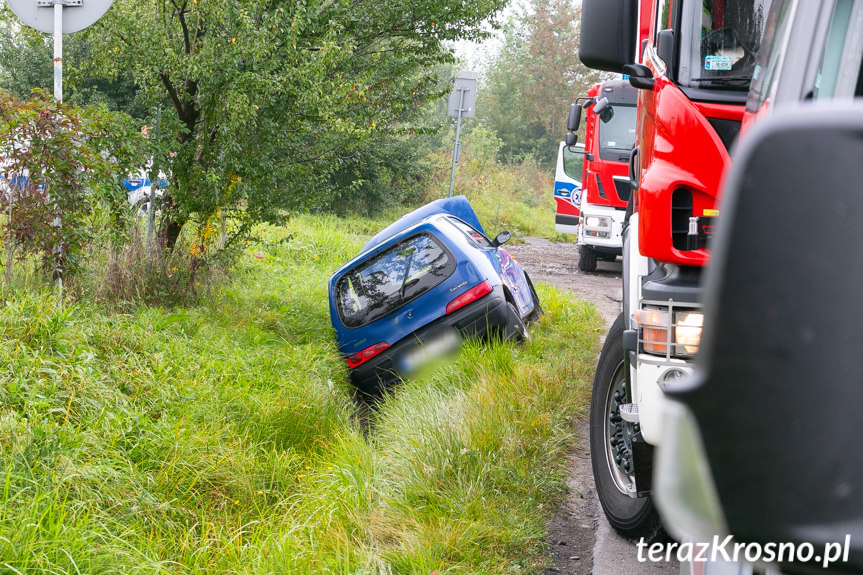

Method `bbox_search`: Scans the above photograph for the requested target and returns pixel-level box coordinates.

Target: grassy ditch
[0,213,601,574]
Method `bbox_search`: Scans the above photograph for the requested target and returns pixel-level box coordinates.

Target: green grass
[0,212,602,574]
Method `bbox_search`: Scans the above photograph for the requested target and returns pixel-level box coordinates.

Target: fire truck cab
[654,1,863,572]
[559,79,636,271]
[578,0,770,539]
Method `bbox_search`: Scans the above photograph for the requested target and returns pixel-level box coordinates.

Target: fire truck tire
[578,244,597,272]
[590,313,662,540]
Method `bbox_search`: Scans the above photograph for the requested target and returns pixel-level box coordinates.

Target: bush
[74,223,232,308]
[0,90,145,281]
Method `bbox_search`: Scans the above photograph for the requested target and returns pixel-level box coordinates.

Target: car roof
[361,195,485,254]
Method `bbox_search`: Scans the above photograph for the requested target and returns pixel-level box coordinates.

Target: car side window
[562,145,584,181]
[447,217,492,248]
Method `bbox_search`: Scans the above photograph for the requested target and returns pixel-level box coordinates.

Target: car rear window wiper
[399,247,417,299]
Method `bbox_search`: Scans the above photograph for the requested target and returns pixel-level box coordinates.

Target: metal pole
[148,107,161,258]
[53,4,62,103]
[448,88,466,198]
[53,3,63,302]
[5,186,12,288]
[147,185,155,255]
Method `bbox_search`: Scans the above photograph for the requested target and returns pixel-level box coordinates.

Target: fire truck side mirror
[624,64,655,91]
[655,104,863,569]
[567,103,582,132]
[579,0,638,73]
[593,98,614,123]
[564,132,578,147]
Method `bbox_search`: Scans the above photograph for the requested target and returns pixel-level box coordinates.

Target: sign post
[447,71,477,197]
[53,3,62,101]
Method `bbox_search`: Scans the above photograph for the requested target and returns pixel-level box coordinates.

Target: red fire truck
[653,1,863,572]
[557,79,637,271]
[573,0,771,538]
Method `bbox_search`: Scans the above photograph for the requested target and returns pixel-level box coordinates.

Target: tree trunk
[160,217,185,252]
[157,192,186,252]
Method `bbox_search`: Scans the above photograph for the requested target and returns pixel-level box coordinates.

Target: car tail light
[346,341,390,369]
[446,280,492,314]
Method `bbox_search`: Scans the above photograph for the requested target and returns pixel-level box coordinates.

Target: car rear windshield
[336,233,455,328]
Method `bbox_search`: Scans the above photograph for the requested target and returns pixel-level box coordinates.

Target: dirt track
[508,238,622,329]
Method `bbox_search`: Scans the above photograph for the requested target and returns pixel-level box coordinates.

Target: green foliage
[72,225,226,308]
[323,134,431,217]
[74,0,509,247]
[479,0,606,167]
[0,90,146,278]
[0,18,51,98]
[0,213,602,573]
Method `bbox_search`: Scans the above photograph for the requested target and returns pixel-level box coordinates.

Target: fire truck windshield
[598,104,637,161]
[678,0,772,90]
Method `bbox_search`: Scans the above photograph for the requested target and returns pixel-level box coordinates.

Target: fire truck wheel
[578,244,597,272]
[590,313,662,540]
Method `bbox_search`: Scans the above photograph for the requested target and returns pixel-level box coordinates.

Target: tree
[480,0,604,166]
[76,0,507,251]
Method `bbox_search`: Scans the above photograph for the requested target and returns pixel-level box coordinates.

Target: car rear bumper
[349,285,511,394]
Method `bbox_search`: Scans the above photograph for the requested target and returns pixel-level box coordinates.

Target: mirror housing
[564,132,578,147]
[579,0,638,73]
[657,104,863,569]
[656,29,675,71]
[624,64,655,91]
[491,231,511,247]
[593,97,614,123]
[567,102,582,132]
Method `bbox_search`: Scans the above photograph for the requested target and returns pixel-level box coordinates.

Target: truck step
[619,403,640,423]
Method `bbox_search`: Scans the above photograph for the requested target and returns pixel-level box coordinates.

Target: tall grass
[0,213,601,573]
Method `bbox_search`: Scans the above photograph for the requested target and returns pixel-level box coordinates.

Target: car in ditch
[328,195,542,395]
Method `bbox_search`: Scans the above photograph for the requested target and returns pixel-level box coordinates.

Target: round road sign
[7,0,114,34]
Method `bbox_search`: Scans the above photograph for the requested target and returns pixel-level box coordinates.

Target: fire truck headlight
[634,307,670,355]
[585,215,610,229]
[675,311,704,355]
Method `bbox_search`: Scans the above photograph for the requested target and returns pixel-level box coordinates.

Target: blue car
[328,195,542,394]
